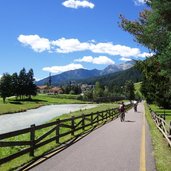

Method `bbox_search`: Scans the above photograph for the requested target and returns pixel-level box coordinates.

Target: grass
[144,102,171,171]
[0,102,119,171]
[49,94,81,99]
[0,94,87,115]
[134,82,144,99]
[149,104,171,125]
[134,82,142,91]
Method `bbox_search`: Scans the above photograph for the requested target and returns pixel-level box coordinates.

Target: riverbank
[0,104,98,134]
[0,94,87,115]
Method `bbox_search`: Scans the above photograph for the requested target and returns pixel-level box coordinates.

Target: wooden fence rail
[0,104,132,165]
[148,107,171,147]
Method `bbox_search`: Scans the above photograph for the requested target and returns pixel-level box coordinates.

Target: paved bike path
[30,102,156,171]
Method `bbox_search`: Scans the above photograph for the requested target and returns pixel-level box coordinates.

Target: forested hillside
[81,67,142,86]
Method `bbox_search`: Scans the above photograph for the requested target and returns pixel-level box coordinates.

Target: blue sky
[0,0,152,80]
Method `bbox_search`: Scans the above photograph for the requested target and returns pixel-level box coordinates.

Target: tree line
[61,83,82,95]
[57,79,137,103]
[82,80,136,103]
[120,0,171,108]
[0,68,37,103]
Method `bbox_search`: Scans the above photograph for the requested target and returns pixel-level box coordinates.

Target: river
[0,104,97,134]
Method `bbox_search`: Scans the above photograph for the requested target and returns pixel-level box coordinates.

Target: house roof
[37,85,49,90]
[51,87,62,91]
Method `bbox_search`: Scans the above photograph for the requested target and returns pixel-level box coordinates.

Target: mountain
[100,64,122,75]
[119,60,135,70]
[36,68,101,86]
[101,61,135,75]
[82,66,142,86]
[36,61,135,86]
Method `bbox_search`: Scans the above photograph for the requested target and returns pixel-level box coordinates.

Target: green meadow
[0,94,86,115]
[149,104,171,124]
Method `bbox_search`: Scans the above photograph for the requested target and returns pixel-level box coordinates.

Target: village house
[81,84,94,94]
[37,86,63,95]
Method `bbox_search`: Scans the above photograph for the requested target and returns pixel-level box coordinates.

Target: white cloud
[18,35,51,52]
[52,38,90,53]
[90,43,141,57]
[75,56,115,65]
[0,75,2,79]
[120,52,153,61]
[134,0,146,5]
[18,35,152,58]
[52,38,142,57]
[137,52,154,58]
[62,0,95,9]
[42,63,84,74]
[120,57,132,62]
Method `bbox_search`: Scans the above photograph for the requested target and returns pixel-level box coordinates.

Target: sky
[0,0,152,80]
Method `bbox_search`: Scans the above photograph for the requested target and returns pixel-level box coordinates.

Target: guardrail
[148,107,171,147]
[0,104,132,165]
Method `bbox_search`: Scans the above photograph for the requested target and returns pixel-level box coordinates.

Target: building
[37,86,63,94]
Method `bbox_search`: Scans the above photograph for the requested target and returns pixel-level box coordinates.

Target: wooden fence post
[82,114,85,131]
[114,109,116,118]
[169,121,171,140]
[109,110,112,119]
[71,116,75,136]
[91,113,93,126]
[97,113,99,124]
[111,109,113,118]
[108,110,110,119]
[102,111,104,121]
[163,110,166,120]
[30,124,35,157]
[56,119,60,144]
[105,111,108,120]
[159,118,162,128]
[112,109,115,119]
[111,109,113,119]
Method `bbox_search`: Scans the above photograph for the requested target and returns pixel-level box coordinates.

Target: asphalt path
[30,102,156,171]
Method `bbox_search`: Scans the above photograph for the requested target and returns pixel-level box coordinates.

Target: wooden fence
[149,107,171,147]
[0,104,132,165]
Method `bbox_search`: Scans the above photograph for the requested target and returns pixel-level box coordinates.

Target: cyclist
[119,102,125,122]
[133,100,138,112]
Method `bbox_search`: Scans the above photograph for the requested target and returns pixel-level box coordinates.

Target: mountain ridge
[36,61,135,86]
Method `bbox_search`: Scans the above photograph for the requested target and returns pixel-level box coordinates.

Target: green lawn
[134,82,143,99]
[145,103,171,171]
[0,102,119,171]
[134,82,142,91]
[0,94,87,115]
[149,104,171,124]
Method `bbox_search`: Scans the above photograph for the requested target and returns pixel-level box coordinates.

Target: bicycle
[120,112,125,122]
[134,105,137,112]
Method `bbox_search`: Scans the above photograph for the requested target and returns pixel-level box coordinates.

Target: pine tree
[124,80,135,101]
[0,73,12,103]
[119,0,171,107]
[26,69,37,99]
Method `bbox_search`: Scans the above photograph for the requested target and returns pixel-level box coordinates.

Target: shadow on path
[124,120,136,123]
